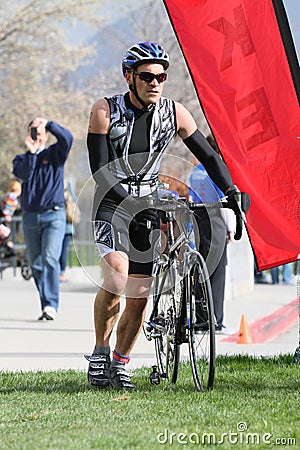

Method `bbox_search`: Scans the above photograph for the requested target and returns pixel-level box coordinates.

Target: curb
[221,297,298,343]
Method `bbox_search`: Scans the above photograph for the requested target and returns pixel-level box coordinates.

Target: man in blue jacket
[13,117,73,320]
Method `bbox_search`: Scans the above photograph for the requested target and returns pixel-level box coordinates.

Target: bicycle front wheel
[153,264,181,383]
[186,255,215,391]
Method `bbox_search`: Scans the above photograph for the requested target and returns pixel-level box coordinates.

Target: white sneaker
[38,306,56,320]
[215,324,235,335]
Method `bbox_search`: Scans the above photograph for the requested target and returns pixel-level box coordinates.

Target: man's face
[126,63,167,108]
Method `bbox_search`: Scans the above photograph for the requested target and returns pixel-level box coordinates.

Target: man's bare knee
[101,251,129,295]
[126,274,153,299]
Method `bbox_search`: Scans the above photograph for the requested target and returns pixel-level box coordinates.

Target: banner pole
[293,254,300,364]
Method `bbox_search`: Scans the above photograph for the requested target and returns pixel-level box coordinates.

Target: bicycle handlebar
[156,190,250,241]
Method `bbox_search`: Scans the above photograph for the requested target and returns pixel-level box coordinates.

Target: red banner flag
[163,0,300,270]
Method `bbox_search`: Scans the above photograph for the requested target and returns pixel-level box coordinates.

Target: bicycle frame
[149,205,198,327]
[145,190,247,389]
[145,197,216,388]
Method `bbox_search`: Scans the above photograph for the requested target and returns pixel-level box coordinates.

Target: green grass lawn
[0,355,298,450]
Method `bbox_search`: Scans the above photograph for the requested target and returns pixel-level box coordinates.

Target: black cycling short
[93,198,161,276]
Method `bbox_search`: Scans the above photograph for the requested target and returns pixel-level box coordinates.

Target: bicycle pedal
[150,365,160,385]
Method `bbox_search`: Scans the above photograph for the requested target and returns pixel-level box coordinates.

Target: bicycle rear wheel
[186,255,215,391]
[153,264,181,383]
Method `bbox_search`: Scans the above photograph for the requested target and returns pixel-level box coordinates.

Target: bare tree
[0,0,211,196]
[0,0,108,193]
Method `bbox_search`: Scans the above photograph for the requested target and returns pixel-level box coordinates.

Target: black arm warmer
[183,130,233,193]
[87,133,135,205]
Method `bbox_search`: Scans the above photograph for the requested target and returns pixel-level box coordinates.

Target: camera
[30,127,38,141]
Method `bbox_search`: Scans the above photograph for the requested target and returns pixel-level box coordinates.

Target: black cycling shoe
[84,354,111,388]
[110,366,135,390]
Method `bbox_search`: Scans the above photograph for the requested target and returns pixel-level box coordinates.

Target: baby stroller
[0,222,32,280]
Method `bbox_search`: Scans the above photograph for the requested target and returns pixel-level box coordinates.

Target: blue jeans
[22,208,66,312]
[270,263,292,285]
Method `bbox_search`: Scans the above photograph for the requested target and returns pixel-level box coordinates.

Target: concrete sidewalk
[0,266,298,372]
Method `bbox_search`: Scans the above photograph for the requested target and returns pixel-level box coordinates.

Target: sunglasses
[134,71,167,84]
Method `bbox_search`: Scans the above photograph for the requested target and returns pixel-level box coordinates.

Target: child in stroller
[0,180,31,280]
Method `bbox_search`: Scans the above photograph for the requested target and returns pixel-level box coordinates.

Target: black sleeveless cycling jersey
[105,92,176,182]
[123,92,154,173]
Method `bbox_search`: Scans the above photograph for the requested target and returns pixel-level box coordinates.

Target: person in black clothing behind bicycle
[188,135,236,335]
[86,41,238,390]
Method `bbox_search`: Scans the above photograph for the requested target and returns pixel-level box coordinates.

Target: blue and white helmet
[122,42,170,75]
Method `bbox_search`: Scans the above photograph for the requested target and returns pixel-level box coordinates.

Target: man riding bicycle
[86,41,236,390]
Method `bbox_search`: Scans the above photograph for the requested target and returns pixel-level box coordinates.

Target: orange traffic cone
[237,314,253,344]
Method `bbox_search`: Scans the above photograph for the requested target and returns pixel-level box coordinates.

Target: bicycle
[144,189,248,391]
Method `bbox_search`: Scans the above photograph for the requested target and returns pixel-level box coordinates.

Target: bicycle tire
[153,263,181,383]
[186,255,215,391]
